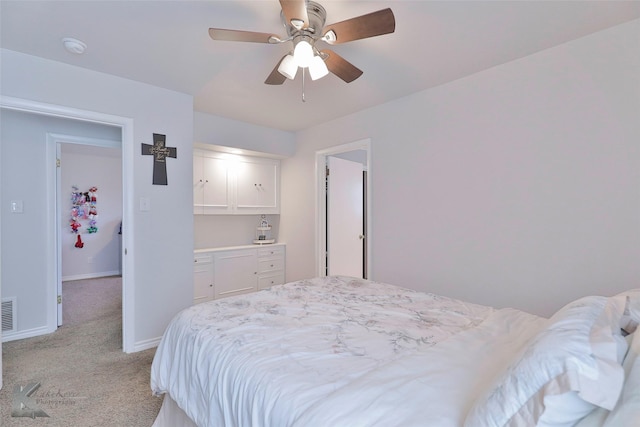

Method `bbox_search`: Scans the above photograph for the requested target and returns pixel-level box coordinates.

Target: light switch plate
[10,200,23,213]
[139,197,151,212]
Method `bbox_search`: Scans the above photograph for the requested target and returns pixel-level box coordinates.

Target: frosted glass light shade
[278,54,298,80]
[293,40,314,68]
[309,55,329,80]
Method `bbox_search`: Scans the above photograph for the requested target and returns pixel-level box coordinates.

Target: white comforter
[151,276,545,427]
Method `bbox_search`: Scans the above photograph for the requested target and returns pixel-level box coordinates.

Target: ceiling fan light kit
[278,54,298,80]
[293,38,314,68]
[208,0,395,91]
[308,55,329,80]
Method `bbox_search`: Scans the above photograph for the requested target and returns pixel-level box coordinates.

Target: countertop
[194,242,285,254]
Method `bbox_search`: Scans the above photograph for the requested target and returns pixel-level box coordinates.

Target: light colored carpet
[0,276,163,426]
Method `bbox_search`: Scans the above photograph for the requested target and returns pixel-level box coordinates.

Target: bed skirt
[152,394,198,427]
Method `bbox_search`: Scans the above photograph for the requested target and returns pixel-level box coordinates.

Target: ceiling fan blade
[323,8,395,44]
[209,28,280,44]
[265,56,288,85]
[279,0,309,30]
[321,50,363,83]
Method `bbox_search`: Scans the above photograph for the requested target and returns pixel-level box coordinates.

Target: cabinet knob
[270,264,274,267]
[209,284,213,287]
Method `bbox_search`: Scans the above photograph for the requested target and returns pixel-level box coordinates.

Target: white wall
[194,111,295,157]
[194,214,280,249]
[1,49,194,350]
[61,147,123,280]
[280,19,640,317]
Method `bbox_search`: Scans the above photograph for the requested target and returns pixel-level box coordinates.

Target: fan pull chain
[301,68,306,103]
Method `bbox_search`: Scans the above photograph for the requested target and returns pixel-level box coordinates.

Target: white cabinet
[235,158,278,212]
[193,253,214,304]
[193,244,286,304]
[193,152,230,214]
[194,149,280,215]
[213,249,258,299]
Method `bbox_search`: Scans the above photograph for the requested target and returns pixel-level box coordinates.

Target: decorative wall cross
[142,133,177,185]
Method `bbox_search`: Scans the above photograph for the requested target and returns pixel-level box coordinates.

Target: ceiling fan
[208,0,396,85]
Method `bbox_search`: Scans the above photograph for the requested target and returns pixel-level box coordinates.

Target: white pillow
[464,296,627,427]
[614,289,640,335]
[603,331,640,426]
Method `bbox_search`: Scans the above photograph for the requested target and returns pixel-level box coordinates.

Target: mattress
[151,276,546,426]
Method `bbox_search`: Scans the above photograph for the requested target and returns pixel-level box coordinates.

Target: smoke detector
[62,37,86,54]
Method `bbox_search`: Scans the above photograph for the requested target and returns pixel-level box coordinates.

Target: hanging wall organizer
[70,185,98,249]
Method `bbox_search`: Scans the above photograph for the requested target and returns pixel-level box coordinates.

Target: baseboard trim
[62,271,121,282]
[2,324,55,343]
[131,336,162,353]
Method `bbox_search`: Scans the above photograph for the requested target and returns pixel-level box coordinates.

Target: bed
[150,276,639,427]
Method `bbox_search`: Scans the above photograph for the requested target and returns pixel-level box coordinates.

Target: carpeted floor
[0,276,163,426]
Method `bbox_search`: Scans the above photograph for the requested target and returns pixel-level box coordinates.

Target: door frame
[315,139,372,279]
[0,95,136,353]
[50,133,122,326]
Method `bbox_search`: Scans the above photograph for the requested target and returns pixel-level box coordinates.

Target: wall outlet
[88,256,94,264]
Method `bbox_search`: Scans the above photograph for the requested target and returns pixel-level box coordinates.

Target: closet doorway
[316,139,371,279]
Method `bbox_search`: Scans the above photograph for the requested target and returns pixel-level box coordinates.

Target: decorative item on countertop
[253,214,275,245]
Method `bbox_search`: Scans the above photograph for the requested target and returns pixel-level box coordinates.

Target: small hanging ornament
[70,218,81,233]
[75,235,84,248]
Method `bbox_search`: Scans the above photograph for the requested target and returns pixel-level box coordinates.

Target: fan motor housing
[282,1,326,38]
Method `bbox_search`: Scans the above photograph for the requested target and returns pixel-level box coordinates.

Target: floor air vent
[2,297,17,333]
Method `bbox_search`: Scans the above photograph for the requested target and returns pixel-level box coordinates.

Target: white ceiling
[1,1,638,132]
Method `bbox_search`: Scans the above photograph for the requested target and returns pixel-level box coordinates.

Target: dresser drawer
[258,258,284,273]
[258,246,285,258]
[258,273,285,290]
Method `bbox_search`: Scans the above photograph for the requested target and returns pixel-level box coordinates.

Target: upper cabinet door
[235,159,279,213]
[202,155,231,213]
[194,150,232,214]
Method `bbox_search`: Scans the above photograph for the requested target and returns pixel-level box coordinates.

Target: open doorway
[0,96,136,354]
[316,139,371,279]
[56,137,122,327]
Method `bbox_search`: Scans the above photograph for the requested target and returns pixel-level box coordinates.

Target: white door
[327,156,364,278]
[56,143,63,325]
